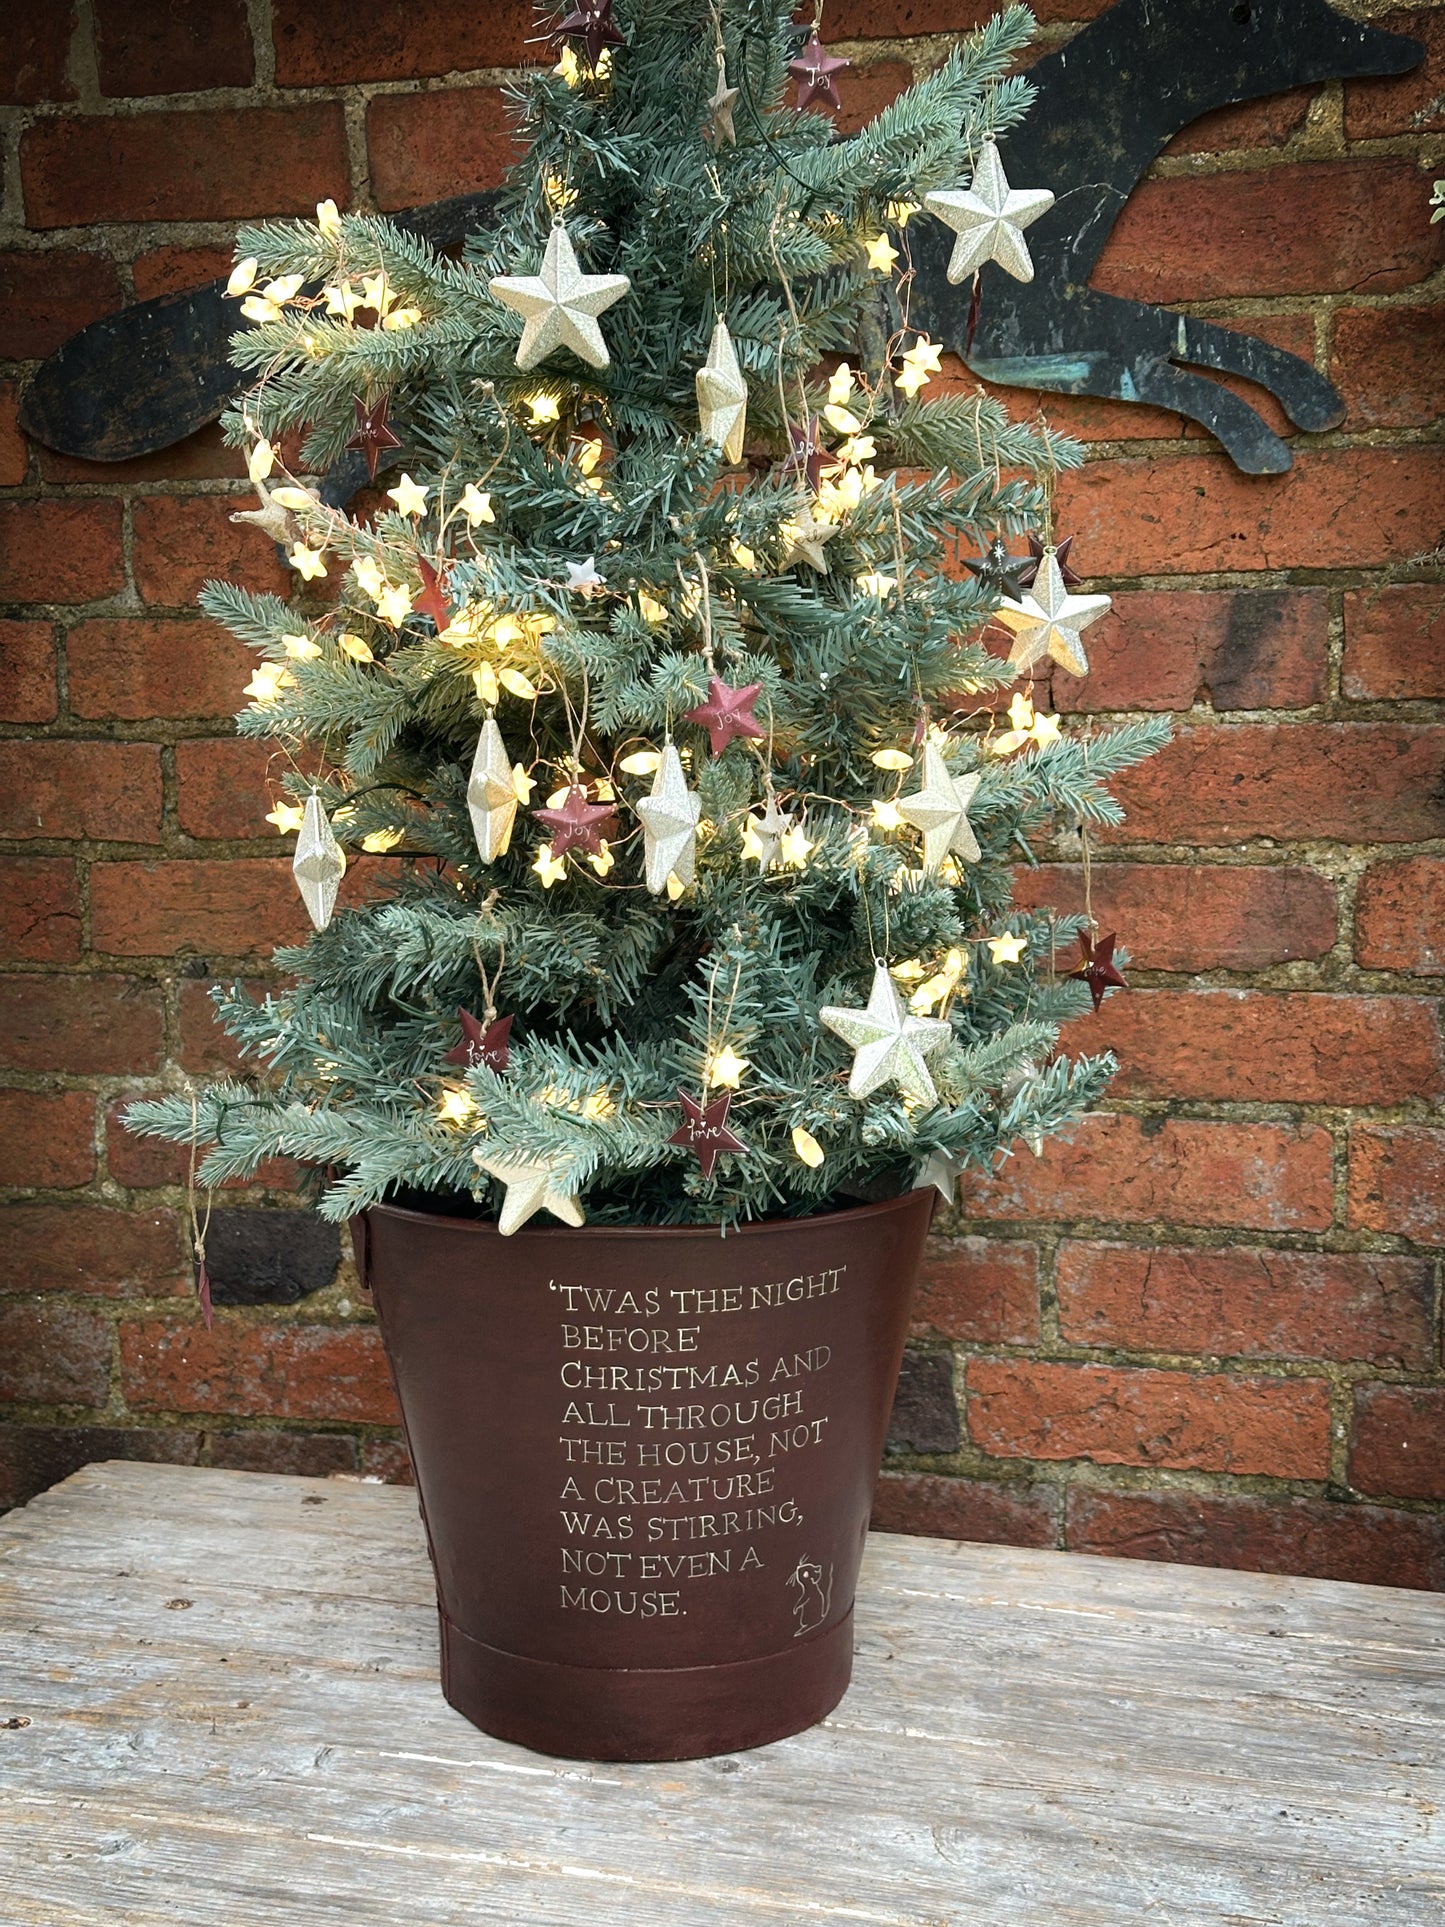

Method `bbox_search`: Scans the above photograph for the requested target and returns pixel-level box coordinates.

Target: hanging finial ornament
[490,223,630,373]
[555,0,624,68]
[635,741,703,892]
[788,32,848,113]
[923,139,1055,285]
[991,549,1111,679]
[704,53,739,148]
[474,1148,585,1235]
[820,962,952,1106]
[467,716,519,862]
[696,319,748,462]
[292,793,346,930]
[896,741,982,872]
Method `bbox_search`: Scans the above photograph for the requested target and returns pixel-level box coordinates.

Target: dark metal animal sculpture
[909,0,1424,473]
[18,1,1423,482]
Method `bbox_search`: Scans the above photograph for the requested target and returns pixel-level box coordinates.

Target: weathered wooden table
[1,1462,1441,1925]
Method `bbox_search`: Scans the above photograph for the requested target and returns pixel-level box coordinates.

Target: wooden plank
[1,1462,1442,1926]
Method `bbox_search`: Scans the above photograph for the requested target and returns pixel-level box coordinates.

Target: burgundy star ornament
[782,415,833,493]
[684,676,765,757]
[1068,930,1128,1011]
[414,555,451,630]
[346,394,402,482]
[556,0,625,67]
[533,785,619,857]
[444,1008,514,1071]
[1017,534,1081,590]
[788,33,848,112]
[668,1089,746,1179]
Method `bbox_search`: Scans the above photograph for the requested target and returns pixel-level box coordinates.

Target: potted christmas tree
[129,0,1166,1762]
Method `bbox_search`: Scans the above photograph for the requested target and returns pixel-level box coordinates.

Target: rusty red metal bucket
[353,1188,934,1762]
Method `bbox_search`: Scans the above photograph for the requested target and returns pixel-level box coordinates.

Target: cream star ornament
[896,741,982,871]
[489,222,630,372]
[991,550,1111,679]
[923,138,1055,285]
[820,962,951,1105]
[696,318,748,463]
[473,1149,585,1235]
[467,716,518,862]
[704,57,739,147]
[635,741,702,893]
[917,1146,967,1205]
[292,793,346,931]
[779,508,838,572]
[230,477,300,548]
[741,795,792,870]
[565,555,605,594]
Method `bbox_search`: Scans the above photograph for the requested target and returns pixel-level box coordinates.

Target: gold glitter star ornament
[991,550,1112,679]
[696,318,748,463]
[896,741,982,871]
[489,221,630,372]
[635,741,702,892]
[819,962,951,1105]
[923,139,1054,285]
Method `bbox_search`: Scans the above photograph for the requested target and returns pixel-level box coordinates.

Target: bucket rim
[360,1186,935,1243]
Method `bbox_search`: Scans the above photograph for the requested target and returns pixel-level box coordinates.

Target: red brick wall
[2,1,1443,1587]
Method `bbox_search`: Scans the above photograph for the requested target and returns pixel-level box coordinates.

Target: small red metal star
[414,556,451,630]
[668,1089,746,1179]
[444,1008,513,1071]
[1068,930,1128,1011]
[1017,534,1081,590]
[788,33,848,112]
[556,0,624,67]
[533,786,619,857]
[782,415,834,493]
[346,394,401,482]
[684,676,766,757]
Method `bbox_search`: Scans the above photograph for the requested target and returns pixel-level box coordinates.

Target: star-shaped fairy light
[987,931,1028,965]
[696,318,748,463]
[444,1008,513,1071]
[991,550,1111,679]
[1017,532,1081,589]
[346,394,402,480]
[895,336,942,400]
[292,793,346,931]
[820,962,952,1105]
[788,32,848,112]
[555,0,624,67]
[896,741,982,871]
[1069,930,1128,1011]
[705,56,739,147]
[741,794,793,870]
[964,535,1032,601]
[668,1089,746,1179]
[473,1148,585,1235]
[534,784,619,858]
[490,223,630,373]
[923,139,1055,285]
[387,473,428,518]
[635,742,702,892]
[684,676,765,757]
[865,233,899,275]
[413,556,450,629]
[467,716,519,861]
